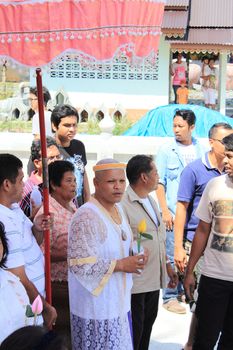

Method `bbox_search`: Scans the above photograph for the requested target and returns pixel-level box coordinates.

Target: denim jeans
[162,229,183,303]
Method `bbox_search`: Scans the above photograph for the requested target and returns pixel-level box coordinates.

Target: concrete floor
[149,297,191,350]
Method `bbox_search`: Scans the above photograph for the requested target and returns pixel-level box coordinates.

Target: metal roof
[170,29,233,53]
[162,11,188,29]
[187,29,233,45]
[190,0,233,27]
[166,0,189,7]
[165,0,233,49]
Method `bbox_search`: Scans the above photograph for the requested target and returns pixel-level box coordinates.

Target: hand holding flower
[26,295,43,326]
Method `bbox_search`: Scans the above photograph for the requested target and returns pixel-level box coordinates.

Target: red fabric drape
[0,0,165,66]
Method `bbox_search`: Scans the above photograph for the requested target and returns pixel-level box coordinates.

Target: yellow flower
[137,219,147,233]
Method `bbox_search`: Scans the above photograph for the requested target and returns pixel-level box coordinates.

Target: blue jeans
[163,229,183,303]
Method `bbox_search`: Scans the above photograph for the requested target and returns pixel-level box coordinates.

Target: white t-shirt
[172,61,187,85]
[32,110,53,137]
[0,269,30,343]
[0,203,45,296]
[203,65,211,76]
[177,143,197,166]
[195,174,233,282]
[201,65,211,88]
[140,197,159,227]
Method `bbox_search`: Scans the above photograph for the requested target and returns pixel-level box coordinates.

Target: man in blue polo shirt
[174,122,233,350]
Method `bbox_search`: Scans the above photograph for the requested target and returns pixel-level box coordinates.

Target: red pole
[36,68,52,305]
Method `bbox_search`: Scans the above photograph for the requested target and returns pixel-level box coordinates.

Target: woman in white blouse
[0,222,30,344]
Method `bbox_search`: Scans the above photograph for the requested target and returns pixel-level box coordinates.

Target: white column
[169,49,173,103]
[218,52,227,115]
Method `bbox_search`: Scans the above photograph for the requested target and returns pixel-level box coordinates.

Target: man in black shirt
[51,104,90,207]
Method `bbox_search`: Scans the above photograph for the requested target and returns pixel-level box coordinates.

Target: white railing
[0,132,209,161]
[0,132,209,192]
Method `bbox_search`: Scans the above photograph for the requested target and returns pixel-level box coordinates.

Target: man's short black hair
[173,109,196,126]
[48,160,75,193]
[0,154,22,186]
[31,137,58,162]
[208,122,232,139]
[222,133,233,152]
[51,104,79,132]
[126,155,153,185]
[29,86,51,107]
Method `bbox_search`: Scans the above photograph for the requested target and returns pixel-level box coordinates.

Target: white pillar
[169,49,173,103]
[97,111,115,160]
[218,52,227,115]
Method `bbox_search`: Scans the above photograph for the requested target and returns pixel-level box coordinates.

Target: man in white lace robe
[68,159,148,350]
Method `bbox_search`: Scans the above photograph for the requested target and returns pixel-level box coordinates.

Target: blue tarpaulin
[124,104,233,137]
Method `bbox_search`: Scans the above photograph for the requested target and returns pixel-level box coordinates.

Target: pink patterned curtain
[0,0,166,67]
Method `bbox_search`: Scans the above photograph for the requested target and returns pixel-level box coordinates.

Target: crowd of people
[0,91,233,350]
[171,53,217,109]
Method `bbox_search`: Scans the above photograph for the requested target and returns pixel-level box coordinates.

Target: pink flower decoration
[31,295,43,315]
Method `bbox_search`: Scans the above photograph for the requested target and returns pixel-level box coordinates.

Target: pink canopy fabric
[0,0,166,67]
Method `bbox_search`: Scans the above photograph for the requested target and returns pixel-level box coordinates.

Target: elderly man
[121,155,178,350]
[68,158,148,350]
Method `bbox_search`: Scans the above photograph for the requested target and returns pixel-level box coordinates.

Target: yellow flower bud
[137,219,147,233]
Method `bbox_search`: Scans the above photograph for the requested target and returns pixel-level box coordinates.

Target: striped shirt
[0,203,45,296]
[20,171,42,218]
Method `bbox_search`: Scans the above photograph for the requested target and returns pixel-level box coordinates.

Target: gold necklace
[94,198,127,241]
[109,205,122,225]
[111,206,128,241]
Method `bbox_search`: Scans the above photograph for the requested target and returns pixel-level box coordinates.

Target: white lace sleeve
[68,207,116,296]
